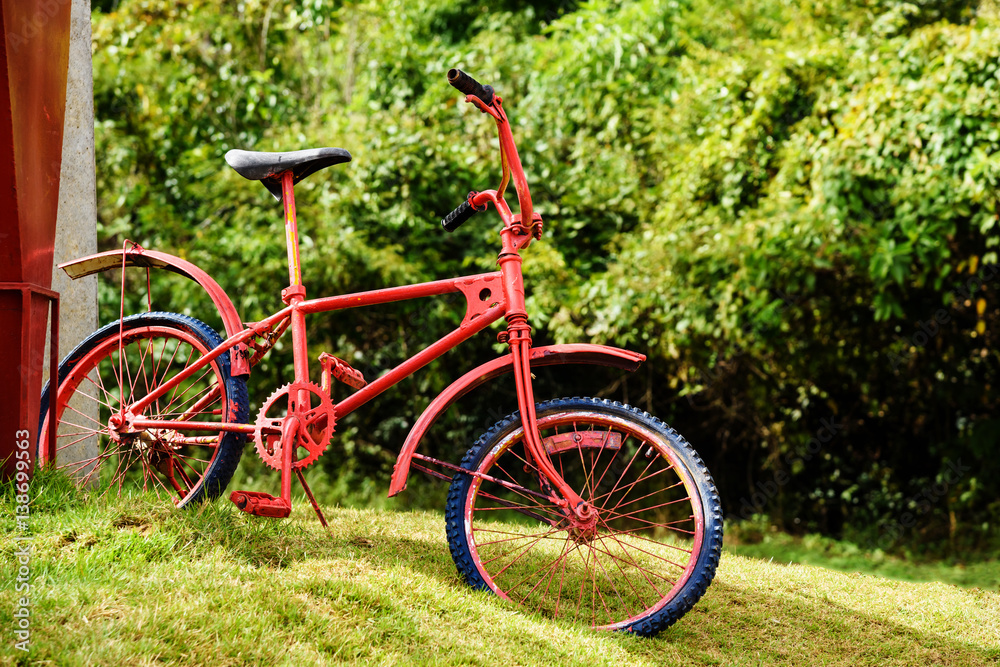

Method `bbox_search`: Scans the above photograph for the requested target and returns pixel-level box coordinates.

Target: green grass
[725,521,1000,591]
[2,474,998,666]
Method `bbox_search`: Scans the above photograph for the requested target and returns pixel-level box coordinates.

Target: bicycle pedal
[230,490,291,518]
[319,352,367,391]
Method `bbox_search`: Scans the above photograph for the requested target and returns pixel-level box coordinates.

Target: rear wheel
[38,312,248,507]
[445,397,722,636]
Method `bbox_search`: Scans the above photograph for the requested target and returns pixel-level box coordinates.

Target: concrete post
[44,0,98,472]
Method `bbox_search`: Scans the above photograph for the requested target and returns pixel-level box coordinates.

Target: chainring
[254,381,336,470]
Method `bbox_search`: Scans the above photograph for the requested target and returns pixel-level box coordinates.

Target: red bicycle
[39,69,722,636]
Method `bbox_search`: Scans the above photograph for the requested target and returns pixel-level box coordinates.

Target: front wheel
[38,312,249,507]
[445,397,722,636]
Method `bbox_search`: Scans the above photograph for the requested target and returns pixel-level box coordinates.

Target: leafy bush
[89,0,999,552]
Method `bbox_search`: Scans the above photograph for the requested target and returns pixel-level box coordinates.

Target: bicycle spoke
[601,501,696,534]
[165,365,215,416]
[591,463,671,508]
[149,336,169,403]
[590,540,634,619]
[176,385,222,423]
[522,535,576,614]
[484,525,564,574]
[592,439,645,514]
[173,460,196,492]
[473,527,566,548]
[599,516,695,540]
[599,479,685,517]
[473,489,564,516]
[477,475,559,510]
[61,450,112,477]
[79,375,120,414]
[103,450,131,497]
[573,542,595,623]
[590,434,626,503]
[599,509,696,547]
[597,451,659,514]
[598,538,654,616]
[589,537,669,603]
[156,336,184,409]
[122,341,140,408]
[589,546,616,625]
[590,533,675,589]
[52,412,102,432]
[595,529,689,571]
[136,337,156,409]
[498,445,540,479]
[164,343,197,414]
[52,432,100,453]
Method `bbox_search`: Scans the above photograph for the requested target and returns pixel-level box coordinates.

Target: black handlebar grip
[441,199,479,232]
[447,68,495,106]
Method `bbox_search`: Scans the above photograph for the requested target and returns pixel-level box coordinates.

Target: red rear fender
[60,247,249,376]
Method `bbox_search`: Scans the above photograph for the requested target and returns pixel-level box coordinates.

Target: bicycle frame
[120,266,509,433]
[53,86,613,523]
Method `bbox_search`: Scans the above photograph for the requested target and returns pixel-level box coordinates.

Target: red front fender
[387,344,646,496]
[59,246,250,375]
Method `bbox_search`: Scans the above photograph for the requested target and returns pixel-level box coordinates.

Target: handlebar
[441,195,484,232]
[447,68,494,106]
[441,67,536,245]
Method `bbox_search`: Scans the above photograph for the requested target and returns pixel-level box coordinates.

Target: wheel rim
[463,409,705,630]
[41,325,231,503]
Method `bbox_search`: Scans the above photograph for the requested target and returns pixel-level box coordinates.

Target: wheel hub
[108,411,141,444]
[568,523,599,544]
[564,502,599,544]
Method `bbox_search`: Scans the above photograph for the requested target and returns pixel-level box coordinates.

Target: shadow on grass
[209,512,998,667]
[13,473,992,667]
[7,487,997,667]
[661,579,999,666]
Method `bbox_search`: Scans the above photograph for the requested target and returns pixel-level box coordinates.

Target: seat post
[279,170,311,396]
[280,171,303,288]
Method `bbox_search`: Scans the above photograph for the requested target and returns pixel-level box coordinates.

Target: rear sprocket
[254,382,335,470]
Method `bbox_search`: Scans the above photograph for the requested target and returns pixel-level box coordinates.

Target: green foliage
[89,0,1000,553]
[564,0,1000,550]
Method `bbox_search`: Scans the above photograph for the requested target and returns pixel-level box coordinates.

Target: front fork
[498,240,595,526]
[505,323,595,525]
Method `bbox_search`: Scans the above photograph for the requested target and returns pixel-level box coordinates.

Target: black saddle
[225,147,352,201]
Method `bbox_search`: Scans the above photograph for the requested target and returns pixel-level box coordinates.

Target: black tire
[445,397,722,636]
[38,312,248,507]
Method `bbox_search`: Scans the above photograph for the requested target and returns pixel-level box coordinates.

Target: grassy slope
[2,486,998,666]
[725,527,1000,591]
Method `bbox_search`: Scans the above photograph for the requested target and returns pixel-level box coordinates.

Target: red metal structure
[37,69,725,636]
[0,0,72,480]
